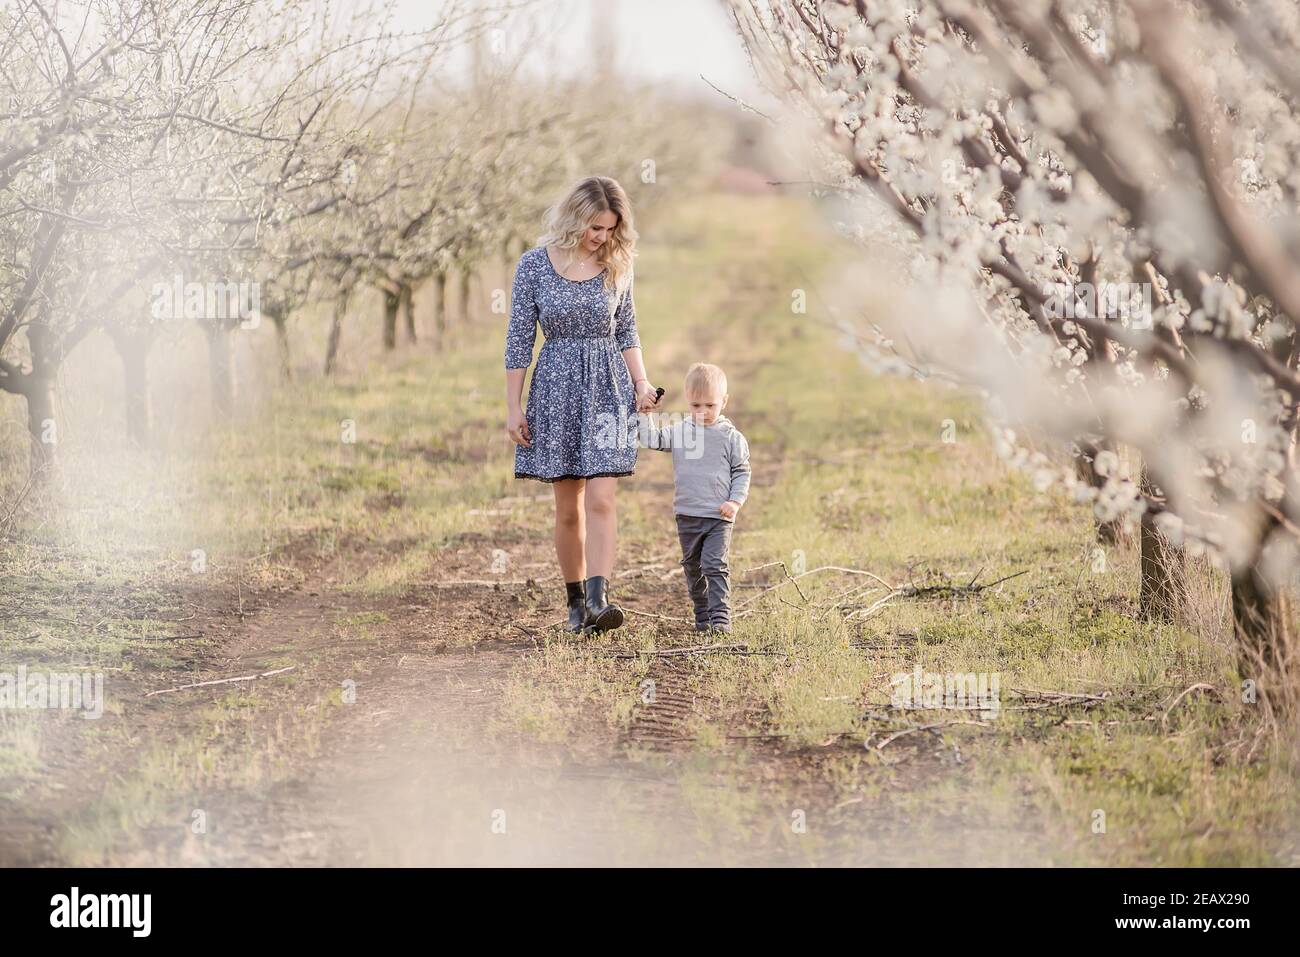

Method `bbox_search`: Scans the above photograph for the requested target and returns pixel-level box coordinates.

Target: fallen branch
[1160,682,1223,728]
[602,642,788,659]
[871,717,993,750]
[145,666,296,697]
[616,550,678,580]
[736,563,1024,620]
[0,609,80,623]
[623,606,692,623]
[430,578,539,588]
[735,564,895,612]
[849,632,919,651]
[817,578,888,615]
[616,562,667,580]
[1009,687,1110,703]
[842,592,898,621]
[894,568,1029,599]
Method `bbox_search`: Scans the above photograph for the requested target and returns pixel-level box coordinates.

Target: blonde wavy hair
[538,176,638,309]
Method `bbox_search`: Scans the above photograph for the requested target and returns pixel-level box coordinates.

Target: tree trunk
[324,290,349,376]
[400,282,416,344]
[110,327,152,446]
[382,286,399,351]
[0,323,61,479]
[270,309,293,383]
[0,369,58,479]
[203,322,234,417]
[1075,438,1126,544]
[458,267,473,325]
[1138,467,1186,623]
[24,374,58,477]
[432,271,448,349]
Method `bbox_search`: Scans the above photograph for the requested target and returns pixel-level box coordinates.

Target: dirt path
[102,499,811,866]
[3,445,1048,866]
[35,459,1041,867]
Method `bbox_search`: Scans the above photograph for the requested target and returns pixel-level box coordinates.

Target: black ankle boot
[564,581,587,633]
[583,575,624,633]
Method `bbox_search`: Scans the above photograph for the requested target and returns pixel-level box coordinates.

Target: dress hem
[515,470,634,484]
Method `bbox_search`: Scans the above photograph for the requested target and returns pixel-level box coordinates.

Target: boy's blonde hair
[684,362,728,397]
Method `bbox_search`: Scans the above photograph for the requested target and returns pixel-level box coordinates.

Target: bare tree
[0,0,485,448]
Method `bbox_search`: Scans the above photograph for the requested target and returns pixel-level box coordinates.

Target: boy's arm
[726,431,752,506]
[636,412,673,452]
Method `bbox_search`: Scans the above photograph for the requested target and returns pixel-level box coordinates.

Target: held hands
[719,500,741,520]
[506,407,531,447]
[634,378,662,413]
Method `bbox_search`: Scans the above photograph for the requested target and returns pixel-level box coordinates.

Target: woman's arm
[622,347,661,413]
[506,368,530,447]
[613,277,660,412]
[505,254,538,447]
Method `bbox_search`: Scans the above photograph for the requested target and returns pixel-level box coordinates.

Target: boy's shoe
[564,581,588,633]
[583,575,624,633]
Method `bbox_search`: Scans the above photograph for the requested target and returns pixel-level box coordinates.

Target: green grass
[54,684,338,865]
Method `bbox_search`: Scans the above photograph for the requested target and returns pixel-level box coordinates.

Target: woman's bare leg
[553,479,586,581]
[583,476,618,578]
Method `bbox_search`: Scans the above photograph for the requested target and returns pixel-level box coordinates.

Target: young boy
[639,363,751,633]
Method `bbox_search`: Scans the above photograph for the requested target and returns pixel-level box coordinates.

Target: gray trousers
[675,514,735,629]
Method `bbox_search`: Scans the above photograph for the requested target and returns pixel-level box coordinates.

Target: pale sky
[392,0,774,104]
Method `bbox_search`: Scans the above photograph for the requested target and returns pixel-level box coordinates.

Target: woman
[504,176,661,634]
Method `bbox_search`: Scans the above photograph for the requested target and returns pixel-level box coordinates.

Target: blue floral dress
[504,246,641,482]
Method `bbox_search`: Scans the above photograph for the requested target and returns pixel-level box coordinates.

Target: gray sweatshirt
[639,414,752,521]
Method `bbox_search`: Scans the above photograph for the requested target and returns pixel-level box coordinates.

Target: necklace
[564,247,599,277]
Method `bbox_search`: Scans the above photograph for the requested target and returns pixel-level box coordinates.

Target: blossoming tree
[727,0,1300,691]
